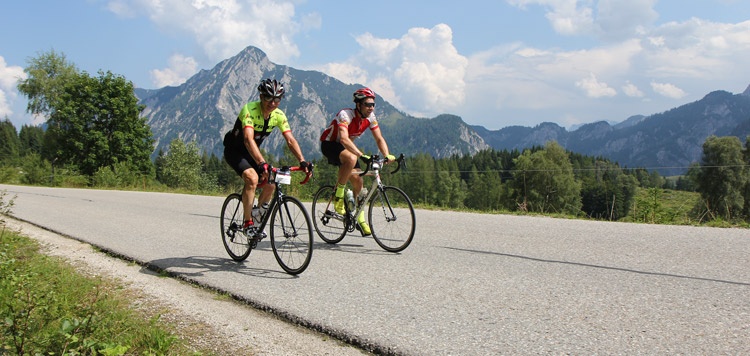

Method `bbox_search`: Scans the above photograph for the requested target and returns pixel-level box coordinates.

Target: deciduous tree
[509,141,581,215]
[694,135,748,220]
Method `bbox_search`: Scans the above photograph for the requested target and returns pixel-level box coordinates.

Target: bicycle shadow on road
[142,255,297,280]
[312,240,400,256]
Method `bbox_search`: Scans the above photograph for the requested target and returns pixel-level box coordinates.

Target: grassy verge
[0,224,215,355]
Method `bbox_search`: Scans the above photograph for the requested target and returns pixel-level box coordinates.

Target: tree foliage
[156,139,217,192]
[18,125,44,157]
[571,153,638,220]
[45,70,154,176]
[509,141,582,215]
[693,135,749,220]
[17,49,78,117]
[16,50,155,181]
[0,118,20,163]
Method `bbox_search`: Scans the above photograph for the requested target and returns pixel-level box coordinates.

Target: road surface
[2,184,749,355]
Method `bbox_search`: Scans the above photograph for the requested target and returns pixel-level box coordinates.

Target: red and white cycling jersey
[319,108,379,142]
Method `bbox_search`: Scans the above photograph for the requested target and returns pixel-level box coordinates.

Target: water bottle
[345,189,355,210]
[252,202,269,224]
[357,187,368,206]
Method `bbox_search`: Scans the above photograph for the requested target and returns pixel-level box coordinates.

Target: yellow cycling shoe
[358,221,371,236]
[357,211,371,236]
[334,197,346,215]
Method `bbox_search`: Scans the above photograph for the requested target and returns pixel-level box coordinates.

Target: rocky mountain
[135,46,487,161]
[473,87,750,175]
[135,45,750,176]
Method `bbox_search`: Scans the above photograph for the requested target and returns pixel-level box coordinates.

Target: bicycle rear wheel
[220,193,252,261]
[369,186,416,252]
[270,196,313,275]
[311,185,347,244]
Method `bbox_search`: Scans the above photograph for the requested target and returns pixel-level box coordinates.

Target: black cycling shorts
[224,146,260,176]
[320,141,361,169]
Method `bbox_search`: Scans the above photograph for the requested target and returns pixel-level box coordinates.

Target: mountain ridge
[136,45,750,175]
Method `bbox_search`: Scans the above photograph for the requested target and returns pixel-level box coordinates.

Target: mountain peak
[743,83,750,97]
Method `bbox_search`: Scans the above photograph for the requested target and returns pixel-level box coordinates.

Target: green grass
[0,225,216,355]
[620,187,702,225]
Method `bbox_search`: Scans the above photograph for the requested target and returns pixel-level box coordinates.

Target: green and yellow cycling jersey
[224,101,291,148]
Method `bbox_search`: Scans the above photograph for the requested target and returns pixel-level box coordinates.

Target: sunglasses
[362,102,376,108]
[262,95,282,103]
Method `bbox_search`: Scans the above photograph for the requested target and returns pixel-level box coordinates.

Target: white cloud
[106,0,314,67]
[321,62,368,86]
[508,0,658,40]
[320,24,468,118]
[595,0,658,40]
[651,82,687,99]
[644,19,750,80]
[150,54,199,87]
[507,0,595,36]
[454,2,750,128]
[622,81,644,97]
[576,73,616,98]
[106,0,750,130]
[0,56,27,118]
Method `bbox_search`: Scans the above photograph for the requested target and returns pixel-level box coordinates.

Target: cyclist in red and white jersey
[320,87,395,236]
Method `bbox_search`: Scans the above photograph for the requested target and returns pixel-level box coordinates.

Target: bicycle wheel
[311,185,347,244]
[220,193,252,261]
[369,186,416,252]
[270,196,313,275]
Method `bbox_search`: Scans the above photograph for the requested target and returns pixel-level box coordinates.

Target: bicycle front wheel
[270,196,313,275]
[220,193,252,261]
[311,185,347,244]
[369,186,416,252]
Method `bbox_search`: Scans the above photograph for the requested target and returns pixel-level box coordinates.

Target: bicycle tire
[369,186,416,252]
[270,196,313,275]
[311,185,347,244]
[220,193,252,261]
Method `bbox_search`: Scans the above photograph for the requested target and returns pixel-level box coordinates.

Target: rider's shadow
[143,254,297,280]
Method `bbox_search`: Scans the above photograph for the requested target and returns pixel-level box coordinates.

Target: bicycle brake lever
[390,154,405,174]
[359,154,378,176]
[300,171,312,185]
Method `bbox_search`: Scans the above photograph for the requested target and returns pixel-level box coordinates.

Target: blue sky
[2,0,750,131]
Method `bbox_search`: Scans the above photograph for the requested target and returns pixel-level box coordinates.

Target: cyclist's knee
[242,169,258,185]
[340,151,357,166]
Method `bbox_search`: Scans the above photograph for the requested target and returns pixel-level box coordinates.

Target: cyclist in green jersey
[223,79,311,234]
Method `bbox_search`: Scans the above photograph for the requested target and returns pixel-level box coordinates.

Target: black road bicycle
[220,166,313,275]
[311,154,415,252]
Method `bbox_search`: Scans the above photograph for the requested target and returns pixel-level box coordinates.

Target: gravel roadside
[3,217,370,356]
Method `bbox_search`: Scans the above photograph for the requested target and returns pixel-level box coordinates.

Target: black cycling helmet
[258,79,285,97]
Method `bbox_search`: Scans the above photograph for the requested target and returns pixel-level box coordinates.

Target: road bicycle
[311,154,415,252]
[220,165,313,275]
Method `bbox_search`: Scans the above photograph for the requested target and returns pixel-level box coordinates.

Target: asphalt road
[2,184,749,355]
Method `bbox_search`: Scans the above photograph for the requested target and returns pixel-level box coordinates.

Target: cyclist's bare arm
[281,131,307,166]
[338,125,364,158]
[370,126,393,162]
